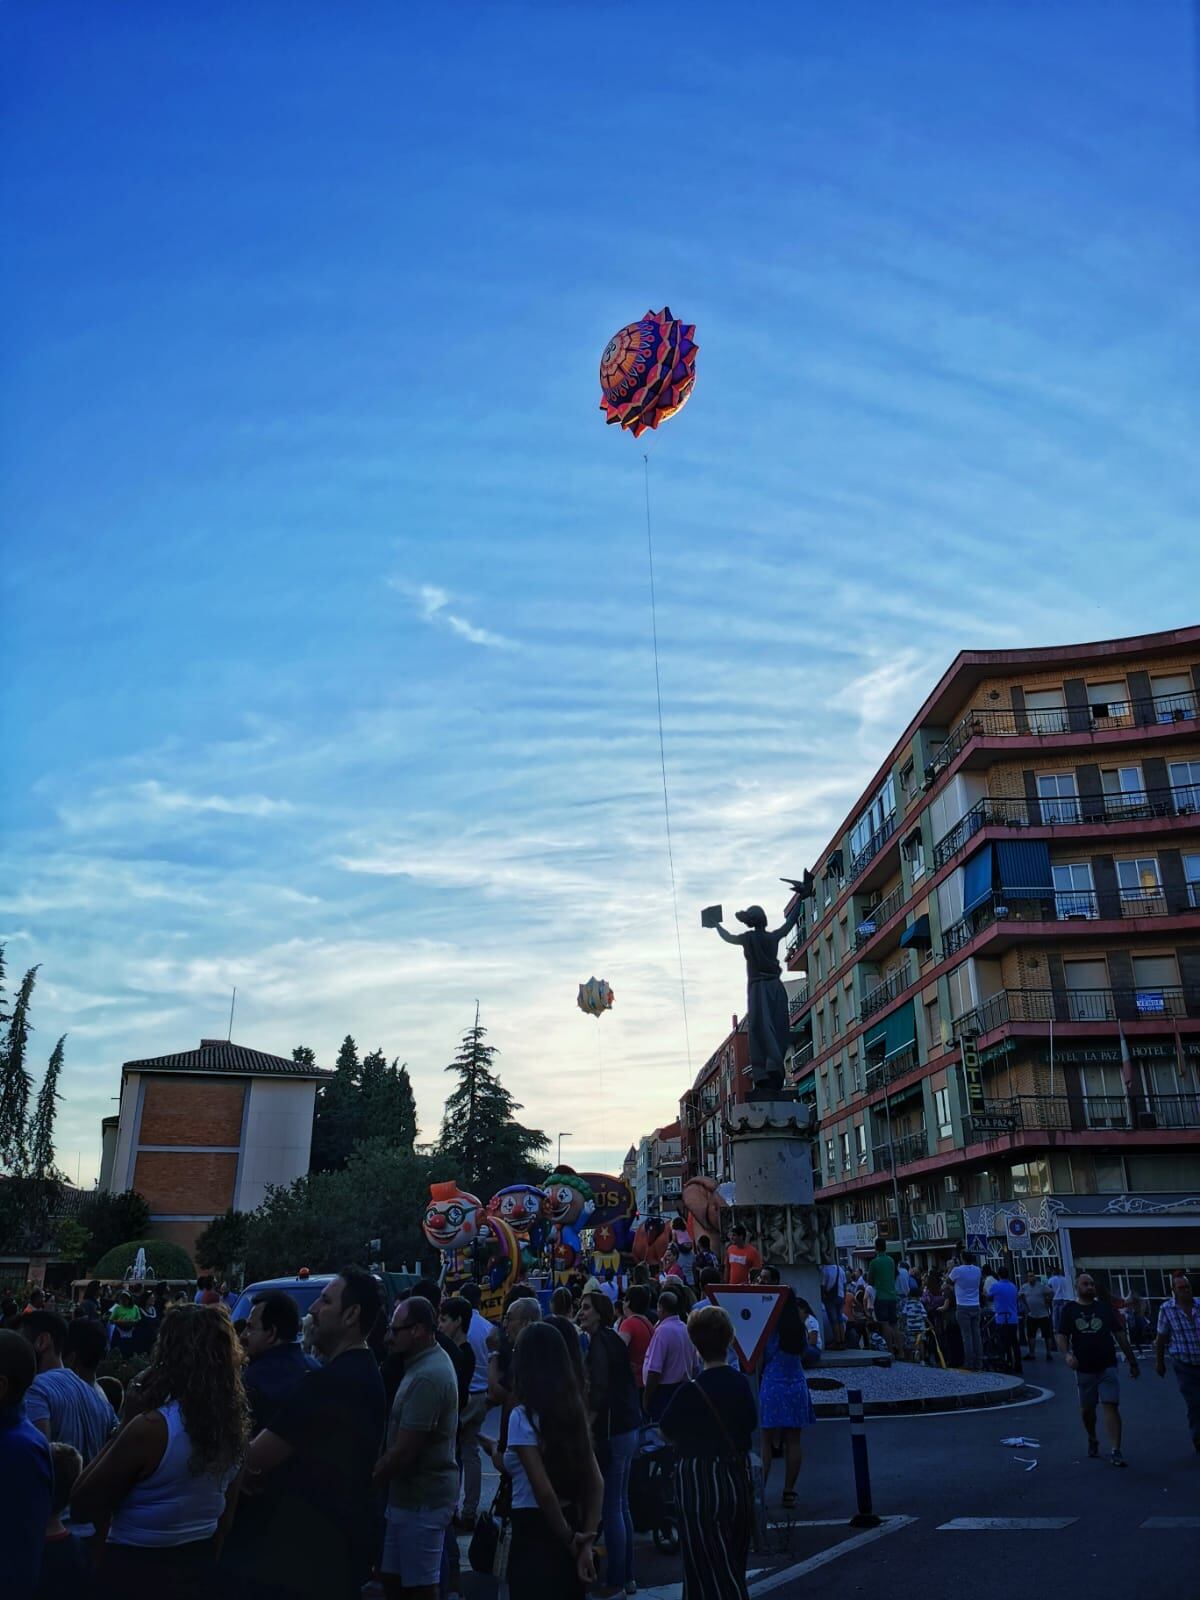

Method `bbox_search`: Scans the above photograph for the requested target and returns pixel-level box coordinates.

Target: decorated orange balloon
[599,307,697,438]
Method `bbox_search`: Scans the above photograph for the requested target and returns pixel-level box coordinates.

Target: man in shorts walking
[1057,1272,1139,1467]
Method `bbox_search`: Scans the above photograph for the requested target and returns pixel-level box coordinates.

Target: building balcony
[789,1039,815,1074]
[964,1091,1200,1139]
[942,886,1200,957]
[787,985,811,1022]
[933,786,1200,870]
[929,690,1198,774]
[848,811,897,883]
[864,1039,919,1092]
[954,985,1200,1036]
[870,1129,929,1169]
[854,881,906,950]
[859,957,916,1021]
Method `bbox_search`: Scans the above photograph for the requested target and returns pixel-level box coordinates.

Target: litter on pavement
[1000,1436,1040,1447]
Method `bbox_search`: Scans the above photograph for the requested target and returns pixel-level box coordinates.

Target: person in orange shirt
[724,1226,762,1285]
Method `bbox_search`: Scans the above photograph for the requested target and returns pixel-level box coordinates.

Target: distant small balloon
[577,976,615,1017]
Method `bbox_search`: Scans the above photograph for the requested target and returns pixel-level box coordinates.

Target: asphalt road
[459,1359,1199,1597]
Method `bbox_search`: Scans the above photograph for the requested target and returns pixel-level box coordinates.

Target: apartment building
[787,627,1200,1304]
[634,1120,686,1217]
[680,1022,750,1189]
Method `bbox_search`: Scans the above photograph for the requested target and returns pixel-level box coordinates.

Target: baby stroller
[629,1424,679,1553]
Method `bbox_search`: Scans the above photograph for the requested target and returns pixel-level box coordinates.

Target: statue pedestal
[723,1101,829,1309]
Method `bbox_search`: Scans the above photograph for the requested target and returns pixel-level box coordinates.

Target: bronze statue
[703,875,812,1095]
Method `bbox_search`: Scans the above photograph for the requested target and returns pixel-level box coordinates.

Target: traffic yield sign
[705,1285,790,1371]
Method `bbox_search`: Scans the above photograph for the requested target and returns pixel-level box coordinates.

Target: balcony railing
[787,985,811,1022]
[864,1040,919,1091]
[854,882,906,949]
[788,1039,815,1075]
[965,1092,1200,1139]
[871,1129,929,1169]
[954,985,1200,1036]
[942,885,1197,955]
[928,692,1199,774]
[933,786,1200,869]
[860,958,915,1020]
[848,811,897,882]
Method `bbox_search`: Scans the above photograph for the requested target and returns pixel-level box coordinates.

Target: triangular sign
[706,1285,790,1371]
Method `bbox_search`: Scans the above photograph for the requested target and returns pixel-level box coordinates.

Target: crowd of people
[5,1251,1196,1600]
[1,1251,822,1600]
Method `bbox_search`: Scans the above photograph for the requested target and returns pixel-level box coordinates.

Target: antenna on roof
[227,987,237,1042]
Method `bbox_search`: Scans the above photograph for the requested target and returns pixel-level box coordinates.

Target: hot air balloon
[599,307,698,437]
[577,977,614,1018]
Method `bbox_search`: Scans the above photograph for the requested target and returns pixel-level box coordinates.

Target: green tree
[438,1012,547,1199]
[243,1139,448,1280]
[78,1190,151,1267]
[361,1049,418,1153]
[310,1034,362,1171]
[0,961,38,1172]
[194,1208,250,1280]
[53,1218,92,1268]
[291,1045,317,1068]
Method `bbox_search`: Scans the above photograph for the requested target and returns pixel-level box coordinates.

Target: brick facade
[139,1077,245,1147]
[132,1150,238,1215]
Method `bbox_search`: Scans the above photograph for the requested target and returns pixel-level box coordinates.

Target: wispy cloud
[59,781,293,832]
[392,580,517,650]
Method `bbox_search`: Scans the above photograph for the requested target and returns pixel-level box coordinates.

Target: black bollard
[846,1388,880,1528]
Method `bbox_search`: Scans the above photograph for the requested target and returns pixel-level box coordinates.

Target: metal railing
[954,985,1200,1035]
[854,882,905,949]
[929,692,1199,774]
[965,1092,1200,1138]
[864,1040,919,1091]
[942,886,1195,955]
[788,1039,815,1073]
[787,986,811,1022]
[871,1130,929,1169]
[932,785,1200,869]
[859,958,915,1020]
[848,811,897,882]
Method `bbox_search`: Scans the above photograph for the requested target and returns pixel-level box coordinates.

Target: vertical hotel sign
[960,1032,984,1115]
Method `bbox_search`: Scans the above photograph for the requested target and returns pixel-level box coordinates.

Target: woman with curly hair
[502,1321,604,1598]
[72,1303,248,1595]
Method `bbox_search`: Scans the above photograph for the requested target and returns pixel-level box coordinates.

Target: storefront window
[1009,1159,1050,1197]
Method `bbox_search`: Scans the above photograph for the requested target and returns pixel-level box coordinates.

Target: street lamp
[557,1131,573,1165]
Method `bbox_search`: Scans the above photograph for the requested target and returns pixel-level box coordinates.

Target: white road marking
[938,1516,1077,1530]
[1140,1517,1200,1529]
[766,1517,849,1527]
[747,1515,916,1593]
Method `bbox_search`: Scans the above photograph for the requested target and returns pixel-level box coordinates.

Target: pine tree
[438,1010,547,1197]
[310,1035,362,1171]
[0,963,39,1174]
[27,1034,65,1182]
[361,1050,418,1153]
[291,1045,317,1068]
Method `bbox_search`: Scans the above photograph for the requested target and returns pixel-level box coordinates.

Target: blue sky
[3,3,1199,1187]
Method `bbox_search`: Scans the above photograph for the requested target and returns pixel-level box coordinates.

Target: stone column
[722,1100,829,1309]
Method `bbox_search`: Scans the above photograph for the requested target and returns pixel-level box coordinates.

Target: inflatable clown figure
[544,1168,595,1257]
[422,1181,483,1256]
[487,1184,550,1251]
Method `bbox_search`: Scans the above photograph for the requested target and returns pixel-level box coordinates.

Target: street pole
[557,1131,573,1166]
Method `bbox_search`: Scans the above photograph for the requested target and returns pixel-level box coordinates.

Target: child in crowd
[901,1282,929,1361]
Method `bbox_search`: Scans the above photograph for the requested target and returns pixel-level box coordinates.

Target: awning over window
[995,839,1052,898]
[863,1018,887,1053]
[900,914,931,949]
[883,998,917,1057]
[962,844,993,913]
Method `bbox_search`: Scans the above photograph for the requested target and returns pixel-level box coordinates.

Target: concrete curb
[812,1381,1038,1417]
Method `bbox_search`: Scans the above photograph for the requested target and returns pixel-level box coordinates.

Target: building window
[1184,853,1200,911]
[1086,679,1128,720]
[1151,673,1197,722]
[1023,687,1068,734]
[1052,861,1095,919]
[855,1123,867,1165]
[825,1137,836,1177]
[1010,1159,1050,1197]
[1131,953,1180,1012]
[830,1000,841,1040]
[1036,771,1080,824]
[899,759,914,796]
[833,1062,845,1103]
[1115,856,1163,915]
[903,829,926,880]
[850,776,896,864]
[1169,760,1200,814]
[925,995,942,1051]
[935,1087,952,1138]
[840,1130,852,1171]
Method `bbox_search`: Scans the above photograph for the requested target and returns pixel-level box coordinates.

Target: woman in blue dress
[758,1283,815,1508]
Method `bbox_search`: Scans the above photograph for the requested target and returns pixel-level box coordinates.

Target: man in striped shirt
[18,1311,117,1463]
[1155,1271,1200,1454]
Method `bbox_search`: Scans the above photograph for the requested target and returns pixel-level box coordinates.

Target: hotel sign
[960,1033,985,1115]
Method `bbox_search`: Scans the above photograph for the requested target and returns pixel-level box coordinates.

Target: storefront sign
[833,1219,897,1248]
[969,1111,1018,1136]
[960,1033,984,1115]
[908,1208,963,1243]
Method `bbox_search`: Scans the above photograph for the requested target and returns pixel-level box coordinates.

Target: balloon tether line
[643,450,693,1074]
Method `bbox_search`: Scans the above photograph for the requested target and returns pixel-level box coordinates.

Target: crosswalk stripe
[1140,1517,1200,1529]
[938,1517,1077,1530]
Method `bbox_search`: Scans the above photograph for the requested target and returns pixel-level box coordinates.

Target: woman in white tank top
[72,1304,249,1597]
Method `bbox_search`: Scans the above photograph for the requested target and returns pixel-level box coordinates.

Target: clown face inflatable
[422,1181,483,1253]
[487,1184,548,1238]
